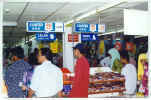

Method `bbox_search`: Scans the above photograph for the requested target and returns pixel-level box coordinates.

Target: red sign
[68,34,79,42]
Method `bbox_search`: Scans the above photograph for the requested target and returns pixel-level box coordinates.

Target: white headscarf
[108,48,120,68]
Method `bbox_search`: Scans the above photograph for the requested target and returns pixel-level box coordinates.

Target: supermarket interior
[1,0,149,98]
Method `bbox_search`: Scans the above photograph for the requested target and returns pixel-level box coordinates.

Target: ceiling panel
[3,2,27,21]
[46,2,108,21]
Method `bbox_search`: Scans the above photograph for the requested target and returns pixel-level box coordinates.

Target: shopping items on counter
[62,85,72,96]
[62,72,125,97]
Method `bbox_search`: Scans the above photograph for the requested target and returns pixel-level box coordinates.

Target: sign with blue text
[26,21,64,32]
[36,32,56,41]
[75,23,105,33]
[81,33,98,41]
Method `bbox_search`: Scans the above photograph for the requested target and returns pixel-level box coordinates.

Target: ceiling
[3,0,148,46]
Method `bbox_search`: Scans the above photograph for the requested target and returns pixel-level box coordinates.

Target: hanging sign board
[36,32,56,41]
[75,23,90,32]
[50,40,59,53]
[74,23,105,33]
[81,33,98,41]
[124,9,148,35]
[68,34,79,42]
[98,24,105,33]
[26,21,64,32]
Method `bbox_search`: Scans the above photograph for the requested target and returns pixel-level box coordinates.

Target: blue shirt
[5,60,32,98]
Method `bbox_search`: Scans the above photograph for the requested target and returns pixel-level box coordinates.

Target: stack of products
[89,72,125,94]
[61,72,125,97]
[61,73,73,97]
[62,85,72,96]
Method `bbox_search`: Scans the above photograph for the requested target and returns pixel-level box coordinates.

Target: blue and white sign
[75,23,105,33]
[75,23,90,32]
[81,33,98,41]
[26,21,64,32]
[36,32,56,41]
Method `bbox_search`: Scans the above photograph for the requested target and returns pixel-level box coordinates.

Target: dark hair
[40,48,52,61]
[73,43,85,55]
[28,52,39,66]
[106,52,110,57]
[11,46,25,59]
[120,50,129,62]
[34,48,39,54]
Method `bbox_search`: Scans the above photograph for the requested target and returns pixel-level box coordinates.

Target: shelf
[63,81,72,85]
[61,88,126,97]
[64,78,125,85]
[88,88,126,94]
[90,78,125,84]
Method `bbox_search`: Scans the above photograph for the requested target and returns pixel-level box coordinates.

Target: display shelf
[88,88,126,94]
[63,78,125,85]
[63,81,72,85]
[62,72,126,97]
[90,78,125,84]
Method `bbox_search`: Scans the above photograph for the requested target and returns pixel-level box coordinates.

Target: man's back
[121,64,137,94]
[5,60,32,98]
[30,61,63,97]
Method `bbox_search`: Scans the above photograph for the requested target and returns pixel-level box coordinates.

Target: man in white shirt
[120,50,137,95]
[100,53,111,67]
[28,48,63,98]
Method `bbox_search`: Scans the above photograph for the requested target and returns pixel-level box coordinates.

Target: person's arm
[58,91,63,97]
[27,88,35,98]
[28,67,38,98]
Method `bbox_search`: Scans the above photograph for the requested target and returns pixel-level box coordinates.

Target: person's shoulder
[50,63,62,72]
[125,64,136,70]
[33,64,43,72]
[51,63,61,70]
[126,63,135,67]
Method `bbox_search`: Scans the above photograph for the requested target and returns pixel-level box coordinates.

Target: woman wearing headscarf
[108,48,123,73]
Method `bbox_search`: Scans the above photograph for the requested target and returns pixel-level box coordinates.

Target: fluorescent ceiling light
[135,35,148,38]
[64,20,74,25]
[98,28,124,36]
[29,37,36,41]
[127,0,147,2]
[3,21,17,26]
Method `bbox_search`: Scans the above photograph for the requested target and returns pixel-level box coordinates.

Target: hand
[22,85,27,91]
[58,91,62,97]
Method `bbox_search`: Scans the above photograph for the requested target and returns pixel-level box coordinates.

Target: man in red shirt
[69,43,90,98]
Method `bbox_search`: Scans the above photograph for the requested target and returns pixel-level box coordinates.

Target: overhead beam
[16,2,30,23]
[43,2,69,21]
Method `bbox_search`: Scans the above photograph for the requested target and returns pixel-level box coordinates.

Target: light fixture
[5,9,10,13]
[3,21,17,26]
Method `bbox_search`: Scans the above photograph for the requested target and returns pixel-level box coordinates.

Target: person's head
[34,48,39,54]
[28,52,39,66]
[108,48,120,67]
[37,48,52,64]
[108,48,120,60]
[120,50,129,65]
[73,43,85,59]
[11,46,25,62]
